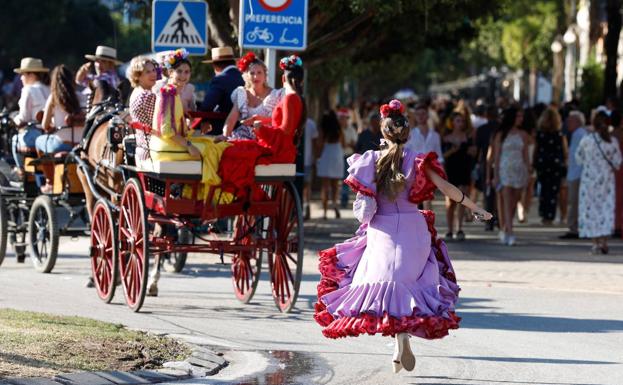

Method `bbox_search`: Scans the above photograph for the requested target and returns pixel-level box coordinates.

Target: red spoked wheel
[231,214,262,303]
[90,199,118,303]
[267,181,303,313]
[118,178,149,312]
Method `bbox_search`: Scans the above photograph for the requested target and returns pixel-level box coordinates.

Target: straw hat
[202,46,238,63]
[85,45,122,65]
[13,57,49,74]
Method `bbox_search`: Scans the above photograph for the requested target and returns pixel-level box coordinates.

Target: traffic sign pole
[265,48,277,88]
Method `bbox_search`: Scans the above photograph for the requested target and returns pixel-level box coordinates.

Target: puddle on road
[231,350,317,385]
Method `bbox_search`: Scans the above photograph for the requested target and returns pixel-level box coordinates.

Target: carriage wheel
[28,195,59,273]
[0,197,7,267]
[231,215,262,303]
[267,182,304,313]
[162,228,191,273]
[91,200,118,303]
[118,178,149,312]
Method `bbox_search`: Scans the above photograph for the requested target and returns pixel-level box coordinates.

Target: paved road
[0,200,622,385]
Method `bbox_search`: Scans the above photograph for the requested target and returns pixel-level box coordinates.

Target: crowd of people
[305,96,622,254]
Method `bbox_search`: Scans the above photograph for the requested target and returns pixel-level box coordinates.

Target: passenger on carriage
[36,65,86,193]
[199,46,244,135]
[217,55,305,198]
[127,56,158,162]
[75,45,121,99]
[153,50,196,112]
[135,49,232,202]
[11,57,50,179]
[220,52,283,140]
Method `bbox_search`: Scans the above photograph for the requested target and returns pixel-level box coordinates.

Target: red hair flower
[237,52,257,72]
[380,99,404,118]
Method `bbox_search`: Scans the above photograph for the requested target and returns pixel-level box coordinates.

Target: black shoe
[86,276,95,288]
[16,254,25,263]
[445,232,453,240]
[558,232,579,239]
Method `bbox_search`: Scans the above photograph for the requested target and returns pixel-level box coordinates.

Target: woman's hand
[213,135,228,143]
[241,114,260,126]
[187,144,201,159]
[473,207,493,221]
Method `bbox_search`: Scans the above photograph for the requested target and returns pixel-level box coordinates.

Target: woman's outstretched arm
[425,165,493,220]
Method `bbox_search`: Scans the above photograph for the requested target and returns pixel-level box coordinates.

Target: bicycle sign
[239,0,308,50]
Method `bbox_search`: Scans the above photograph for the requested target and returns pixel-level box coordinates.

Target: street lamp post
[563,25,578,101]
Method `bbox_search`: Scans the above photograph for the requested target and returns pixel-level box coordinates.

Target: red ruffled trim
[409,152,446,204]
[319,310,460,340]
[313,244,460,339]
[344,175,375,197]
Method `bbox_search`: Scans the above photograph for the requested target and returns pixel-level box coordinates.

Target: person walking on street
[533,107,567,225]
[492,107,530,246]
[316,110,344,220]
[475,105,499,231]
[576,111,622,254]
[559,111,587,239]
[314,99,492,374]
[339,108,357,208]
[303,117,319,219]
[442,111,475,241]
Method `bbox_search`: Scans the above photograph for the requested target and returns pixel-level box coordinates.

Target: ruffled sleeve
[344,150,377,196]
[408,152,446,204]
[230,86,247,118]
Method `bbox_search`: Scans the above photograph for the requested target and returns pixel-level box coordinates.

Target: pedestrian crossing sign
[152,0,208,55]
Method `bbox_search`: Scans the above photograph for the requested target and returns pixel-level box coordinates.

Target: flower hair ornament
[380,99,408,140]
[279,54,303,71]
[163,48,190,70]
[238,52,259,72]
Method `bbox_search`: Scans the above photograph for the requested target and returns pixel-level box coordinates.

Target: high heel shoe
[398,333,416,371]
[334,207,341,219]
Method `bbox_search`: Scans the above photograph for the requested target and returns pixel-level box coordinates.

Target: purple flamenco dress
[314,149,461,340]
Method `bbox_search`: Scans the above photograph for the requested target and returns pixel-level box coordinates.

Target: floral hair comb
[279,54,303,71]
[163,48,190,70]
[379,99,405,119]
[238,52,258,72]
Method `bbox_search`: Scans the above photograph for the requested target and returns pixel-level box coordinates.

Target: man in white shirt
[406,103,443,162]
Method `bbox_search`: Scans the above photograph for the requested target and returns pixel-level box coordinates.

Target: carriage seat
[254,163,296,177]
[135,157,202,175]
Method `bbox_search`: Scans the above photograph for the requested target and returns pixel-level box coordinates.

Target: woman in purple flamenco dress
[314,100,492,373]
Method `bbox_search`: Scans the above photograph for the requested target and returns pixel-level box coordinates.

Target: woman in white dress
[221,52,282,140]
[316,110,344,219]
[576,111,622,254]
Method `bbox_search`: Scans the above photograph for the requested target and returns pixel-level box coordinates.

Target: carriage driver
[75,45,122,99]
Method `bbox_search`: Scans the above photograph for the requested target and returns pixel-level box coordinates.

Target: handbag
[592,133,618,172]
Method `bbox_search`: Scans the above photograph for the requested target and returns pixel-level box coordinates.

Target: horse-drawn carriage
[78,106,304,313]
[0,110,88,271]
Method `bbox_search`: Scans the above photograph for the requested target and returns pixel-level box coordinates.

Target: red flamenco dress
[218,93,303,198]
[314,149,461,340]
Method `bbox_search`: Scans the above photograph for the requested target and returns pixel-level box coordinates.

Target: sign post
[239,0,308,87]
[152,0,208,55]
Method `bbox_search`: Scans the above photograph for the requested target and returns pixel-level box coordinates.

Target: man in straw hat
[199,46,244,135]
[11,57,50,182]
[75,45,122,96]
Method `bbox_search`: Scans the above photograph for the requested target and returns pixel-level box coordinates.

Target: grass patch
[0,308,191,378]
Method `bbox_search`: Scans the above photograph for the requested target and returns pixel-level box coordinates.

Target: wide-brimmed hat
[202,46,238,63]
[14,57,49,74]
[85,45,122,65]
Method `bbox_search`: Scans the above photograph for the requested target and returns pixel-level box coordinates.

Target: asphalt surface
[0,199,622,385]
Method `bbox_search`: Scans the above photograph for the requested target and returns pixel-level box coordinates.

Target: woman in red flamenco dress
[314,100,492,373]
[218,55,305,197]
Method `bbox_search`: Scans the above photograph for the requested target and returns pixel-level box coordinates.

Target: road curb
[0,342,228,385]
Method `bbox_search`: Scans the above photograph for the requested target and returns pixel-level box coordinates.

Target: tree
[604,0,621,100]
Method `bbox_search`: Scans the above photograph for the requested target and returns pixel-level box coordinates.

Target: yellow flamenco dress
[149,84,232,203]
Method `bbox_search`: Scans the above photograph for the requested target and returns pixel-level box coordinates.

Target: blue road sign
[239,0,308,51]
[152,0,208,55]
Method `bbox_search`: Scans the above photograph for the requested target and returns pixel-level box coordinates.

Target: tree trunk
[604,0,622,100]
